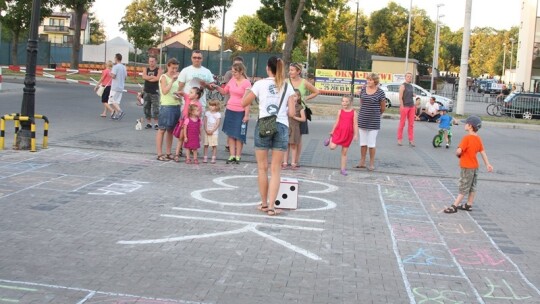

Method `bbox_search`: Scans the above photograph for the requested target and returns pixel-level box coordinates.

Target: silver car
[380,82,454,112]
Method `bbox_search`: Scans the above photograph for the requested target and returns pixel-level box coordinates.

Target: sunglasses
[192,56,202,59]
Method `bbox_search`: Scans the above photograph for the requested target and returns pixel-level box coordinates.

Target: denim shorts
[158,105,180,130]
[254,121,288,151]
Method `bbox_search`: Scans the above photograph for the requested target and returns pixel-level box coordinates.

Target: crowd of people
[92,50,493,217]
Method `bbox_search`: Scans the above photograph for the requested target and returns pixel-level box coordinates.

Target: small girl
[183,104,202,164]
[284,89,306,170]
[203,99,222,164]
[174,87,203,161]
[325,95,358,176]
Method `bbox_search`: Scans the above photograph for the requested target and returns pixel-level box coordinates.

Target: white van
[380,82,454,112]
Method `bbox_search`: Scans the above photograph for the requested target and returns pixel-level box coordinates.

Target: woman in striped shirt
[356,73,386,171]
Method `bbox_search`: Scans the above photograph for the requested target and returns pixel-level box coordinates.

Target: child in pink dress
[326,95,358,176]
[183,104,202,164]
[174,87,203,161]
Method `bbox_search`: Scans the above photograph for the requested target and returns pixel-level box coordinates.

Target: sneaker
[446,144,449,149]
[110,112,117,120]
[154,124,159,130]
[145,123,152,129]
[340,169,348,176]
[117,111,125,121]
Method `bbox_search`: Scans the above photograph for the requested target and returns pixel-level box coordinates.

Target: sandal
[156,155,169,161]
[178,149,183,157]
[291,163,298,170]
[444,205,458,214]
[173,154,180,163]
[203,156,208,163]
[193,159,199,165]
[185,159,191,164]
[257,204,269,212]
[210,156,216,164]
[165,154,174,161]
[457,204,473,211]
[267,208,281,216]
[281,162,289,169]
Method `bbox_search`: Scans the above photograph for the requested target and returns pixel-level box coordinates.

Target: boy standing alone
[444,115,494,213]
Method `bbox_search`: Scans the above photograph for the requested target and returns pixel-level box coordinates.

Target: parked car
[503,92,540,119]
[380,83,454,112]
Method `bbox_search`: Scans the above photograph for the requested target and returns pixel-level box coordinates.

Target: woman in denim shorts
[242,56,296,216]
[155,58,181,161]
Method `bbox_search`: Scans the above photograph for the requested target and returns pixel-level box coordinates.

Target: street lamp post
[502,43,506,82]
[16,0,41,150]
[509,37,515,83]
[219,0,226,77]
[351,1,359,96]
[404,0,412,73]
[0,10,6,92]
[430,4,444,93]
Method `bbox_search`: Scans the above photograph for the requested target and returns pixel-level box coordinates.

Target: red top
[101,69,112,86]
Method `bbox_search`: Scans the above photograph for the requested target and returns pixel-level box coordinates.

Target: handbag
[173,118,183,138]
[258,83,288,137]
[303,101,312,121]
[96,85,105,97]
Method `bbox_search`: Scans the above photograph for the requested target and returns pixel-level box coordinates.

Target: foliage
[257,0,338,64]
[119,0,161,58]
[291,46,306,63]
[232,15,272,51]
[158,0,232,50]
[60,0,96,68]
[371,33,391,56]
[0,0,56,65]
[88,12,105,44]
[205,25,221,37]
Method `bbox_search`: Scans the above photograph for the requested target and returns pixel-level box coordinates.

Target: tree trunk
[282,0,305,65]
[192,12,203,51]
[10,31,19,65]
[71,7,84,69]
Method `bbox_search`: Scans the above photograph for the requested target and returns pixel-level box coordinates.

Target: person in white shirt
[242,56,296,216]
[176,50,215,109]
[419,97,441,122]
[109,53,128,120]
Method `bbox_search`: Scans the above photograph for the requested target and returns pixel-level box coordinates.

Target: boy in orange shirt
[444,115,493,213]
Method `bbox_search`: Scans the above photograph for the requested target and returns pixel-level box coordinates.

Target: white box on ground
[275,177,298,209]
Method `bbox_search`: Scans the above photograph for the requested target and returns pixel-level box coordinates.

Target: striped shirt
[358,87,386,130]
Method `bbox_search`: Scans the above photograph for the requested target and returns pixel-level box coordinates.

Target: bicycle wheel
[493,105,503,117]
[486,104,495,116]
[433,134,443,148]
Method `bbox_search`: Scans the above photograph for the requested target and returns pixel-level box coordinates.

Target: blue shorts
[254,121,288,151]
[158,105,180,130]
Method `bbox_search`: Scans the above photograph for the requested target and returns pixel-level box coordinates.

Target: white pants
[359,128,378,148]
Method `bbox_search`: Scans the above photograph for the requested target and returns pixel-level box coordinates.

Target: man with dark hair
[142,55,162,129]
[177,50,214,108]
[109,53,127,120]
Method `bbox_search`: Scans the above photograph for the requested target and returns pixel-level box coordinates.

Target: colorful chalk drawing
[403,248,453,267]
[380,177,540,303]
[118,175,339,261]
[412,287,468,304]
[451,248,506,267]
[482,277,532,300]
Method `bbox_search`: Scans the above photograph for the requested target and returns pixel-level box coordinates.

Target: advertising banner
[315,69,393,94]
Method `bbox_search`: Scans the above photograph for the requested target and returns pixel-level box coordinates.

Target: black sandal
[457,204,473,211]
[444,205,458,213]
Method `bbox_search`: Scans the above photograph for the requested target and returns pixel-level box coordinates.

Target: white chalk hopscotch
[118,175,339,261]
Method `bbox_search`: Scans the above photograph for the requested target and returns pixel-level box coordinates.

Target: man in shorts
[109,53,127,120]
[142,55,162,129]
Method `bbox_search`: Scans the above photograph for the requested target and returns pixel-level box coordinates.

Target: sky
[91,0,522,41]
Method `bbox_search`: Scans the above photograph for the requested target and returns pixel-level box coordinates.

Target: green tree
[371,33,391,56]
[88,12,105,44]
[232,15,273,51]
[119,0,161,62]
[0,0,56,65]
[60,0,96,69]
[469,27,501,77]
[205,25,220,37]
[158,0,233,50]
[438,26,461,73]
[257,0,338,64]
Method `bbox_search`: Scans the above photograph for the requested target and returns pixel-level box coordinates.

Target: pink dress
[183,117,201,150]
[332,109,355,147]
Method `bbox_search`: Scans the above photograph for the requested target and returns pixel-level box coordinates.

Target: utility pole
[430,4,444,93]
[404,0,412,73]
[351,1,359,96]
[219,0,226,77]
[456,0,472,116]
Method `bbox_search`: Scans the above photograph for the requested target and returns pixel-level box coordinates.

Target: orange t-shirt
[458,134,485,169]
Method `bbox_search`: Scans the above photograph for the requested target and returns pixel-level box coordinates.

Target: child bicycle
[432,127,452,148]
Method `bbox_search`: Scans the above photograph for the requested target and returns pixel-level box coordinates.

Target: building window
[49,19,65,27]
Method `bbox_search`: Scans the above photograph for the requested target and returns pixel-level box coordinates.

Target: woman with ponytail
[242,56,296,216]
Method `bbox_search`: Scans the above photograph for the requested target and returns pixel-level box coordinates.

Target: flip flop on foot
[267,208,282,216]
[257,204,269,212]
[355,164,366,169]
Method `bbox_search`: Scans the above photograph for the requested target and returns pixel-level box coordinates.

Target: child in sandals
[444,116,493,214]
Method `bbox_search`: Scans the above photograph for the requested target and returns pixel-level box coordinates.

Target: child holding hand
[183,104,202,164]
